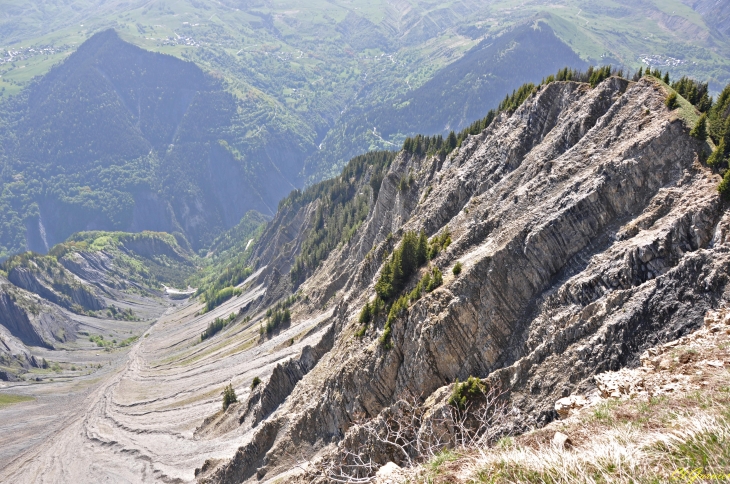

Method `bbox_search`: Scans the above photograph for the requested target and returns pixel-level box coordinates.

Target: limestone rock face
[0,277,75,348]
[241,324,334,428]
[195,324,335,443]
[205,78,728,482]
[8,262,106,312]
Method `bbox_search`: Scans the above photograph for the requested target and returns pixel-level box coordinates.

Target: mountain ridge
[1,66,730,483]
[197,75,729,482]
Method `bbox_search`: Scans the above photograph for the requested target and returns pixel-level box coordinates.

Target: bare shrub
[318,382,513,482]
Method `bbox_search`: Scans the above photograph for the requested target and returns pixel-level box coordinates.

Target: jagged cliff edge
[199,76,728,482]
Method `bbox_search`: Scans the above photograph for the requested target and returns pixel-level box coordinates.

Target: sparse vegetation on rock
[222,384,237,410]
[453,262,463,276]
[448,376,486,410]
[691,113,708,140]
[203,287,242,313]
[665,91,679,110]
[201,313,236,341]
[251,377,261,390]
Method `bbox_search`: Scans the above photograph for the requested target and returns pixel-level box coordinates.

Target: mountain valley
[2,1,730,482]
[1,68,729,482]
[3,0,730,215]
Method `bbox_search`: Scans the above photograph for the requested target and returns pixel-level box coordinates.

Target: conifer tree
[417,231,428,266]
[718,169,730,199]
[690,114,708,140]
[359,301,372,324]
[222,383,238,410]
[709,85,730,142]
[375,262,394,300]
[663,72,670,84]
[447,131,457,150]
[390,250,405,295]
[708,139,726,167]
[697,92,712,113]
[665,92,678,110]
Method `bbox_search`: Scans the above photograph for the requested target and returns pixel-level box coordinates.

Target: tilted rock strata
[0,278,75,348]
[8,265,106,311]
[240,324,335,429]
[204,77,726,482]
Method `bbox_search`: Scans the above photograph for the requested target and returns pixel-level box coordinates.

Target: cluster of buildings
[0,45,68,66]
[157,36,200,47]
[639,54,687,68]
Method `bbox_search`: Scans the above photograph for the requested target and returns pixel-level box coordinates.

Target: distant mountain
[371,22,587,137]
[0,30,311,258]
[683,0,730,38]
[304,21,587,180]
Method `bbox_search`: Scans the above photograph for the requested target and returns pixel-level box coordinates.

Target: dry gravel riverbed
[0,282,330,483]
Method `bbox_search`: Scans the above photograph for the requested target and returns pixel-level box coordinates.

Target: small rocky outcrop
[241,324,334,428]
[8,262,106,312]
[0,279,75,348]
[59,251,116,287]
[195,325,335,442]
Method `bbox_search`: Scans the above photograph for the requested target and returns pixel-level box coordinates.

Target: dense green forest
[288,150,397,286]
[0,30,308,259]
[191,211,267,313]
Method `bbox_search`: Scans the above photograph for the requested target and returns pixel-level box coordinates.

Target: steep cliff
[0,230,196,373]
[0,277,75,349]
[246,151,396,309]
[202,76,728,482]
[7,260,106,312]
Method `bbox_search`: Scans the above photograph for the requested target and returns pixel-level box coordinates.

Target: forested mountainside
[0,23,578,260]
[304,21,587,180]
[0,30,310,258]
[2,1,730,197]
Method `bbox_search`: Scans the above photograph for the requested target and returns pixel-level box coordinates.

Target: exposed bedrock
[204,78,725,482]
[8,266,106,311]
[0,279,75,348]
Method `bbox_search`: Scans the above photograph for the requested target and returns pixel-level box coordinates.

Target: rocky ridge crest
[202,77,727,482]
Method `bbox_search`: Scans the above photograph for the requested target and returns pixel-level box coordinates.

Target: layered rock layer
[204,77,727,482]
